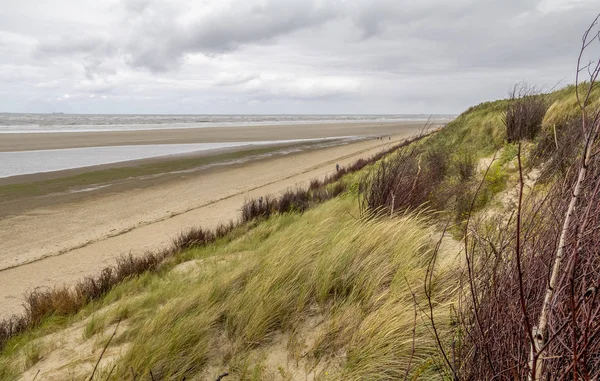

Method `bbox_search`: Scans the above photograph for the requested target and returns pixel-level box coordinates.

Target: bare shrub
[277,188,310,214]
[454,15,600,379]
[457,150,600,379]
[360,143,453,217]
[359,149,422,216]
[172,227,216,251]
[113,253,163,281]
[75,268,115,303]
[23,287,80,326]
[243,133,434,221]
[214,220,236,239]
[346,157,368,172]
[309,178,322,190]
[533,117,584,181]
[241,196,275,222]
[0,316,27,348]
[456,152,476,182]
[505,83,548,142]
[424,145,450,181]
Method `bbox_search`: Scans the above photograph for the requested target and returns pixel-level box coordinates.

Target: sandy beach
[0,121,426,152]
[0,121,428,318]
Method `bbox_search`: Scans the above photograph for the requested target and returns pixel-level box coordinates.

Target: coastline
[0,120,430,152]
[0,122,428,319]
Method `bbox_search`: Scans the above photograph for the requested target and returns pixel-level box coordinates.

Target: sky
[0,0,598,114]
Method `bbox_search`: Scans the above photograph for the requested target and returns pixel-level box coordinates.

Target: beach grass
[2,82,599,379]
[0,197,458,380]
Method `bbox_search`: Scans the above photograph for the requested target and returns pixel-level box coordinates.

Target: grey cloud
[75,80,116,94]
[120,0,338,71]
[31,0,597,76]
[83,57,117,80]
[1,0,600,114]
[212,73,260,87]
[36,35,115,57]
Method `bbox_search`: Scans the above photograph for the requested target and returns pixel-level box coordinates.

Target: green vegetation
[1,82,598,379]
[543,83,600,129]
[0,198,458,380]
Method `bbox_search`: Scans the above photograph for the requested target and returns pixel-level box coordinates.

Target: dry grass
[0,236,211,352]
[0,198,458,380]
[5,82,599,380]
[112,198,457,380]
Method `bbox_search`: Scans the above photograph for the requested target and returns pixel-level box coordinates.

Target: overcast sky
[0,0,598,114]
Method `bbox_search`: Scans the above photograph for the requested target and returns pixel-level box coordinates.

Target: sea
[0,113,454,133]
[0,114,455,179]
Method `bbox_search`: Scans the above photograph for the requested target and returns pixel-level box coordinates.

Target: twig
[463,150,499,375]
[103,364,116,381]
[514,143,536,379]
[89,319,121,381]
[533,13,600,379]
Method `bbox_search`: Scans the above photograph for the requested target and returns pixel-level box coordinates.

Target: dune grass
[116,198,456,380]
[0,197,458,380]
[2,84,595,380]
[0,136,426,357]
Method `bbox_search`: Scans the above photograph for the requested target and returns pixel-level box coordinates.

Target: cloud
[212,72,260,87]
[119,0,339,71]
[243,75,362,101]
[37,35,115,57]
[2,0,600,113]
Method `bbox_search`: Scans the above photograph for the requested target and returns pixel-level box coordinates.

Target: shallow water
[0,138,356,178]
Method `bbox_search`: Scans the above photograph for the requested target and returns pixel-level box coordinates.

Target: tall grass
[0,227,229,352]
[5,78,600,380]
[110,198,456,380]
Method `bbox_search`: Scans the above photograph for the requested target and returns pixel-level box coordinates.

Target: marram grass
[115,197,457,380]
[0,197,458,380]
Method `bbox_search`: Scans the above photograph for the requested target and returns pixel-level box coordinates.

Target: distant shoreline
[0,114,455,134]
[0,120,442,152]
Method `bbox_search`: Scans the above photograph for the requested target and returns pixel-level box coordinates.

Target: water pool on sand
[0,137,358,178]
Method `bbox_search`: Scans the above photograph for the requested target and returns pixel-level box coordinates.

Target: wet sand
[0,122,430,318]
[0,121,425,152]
